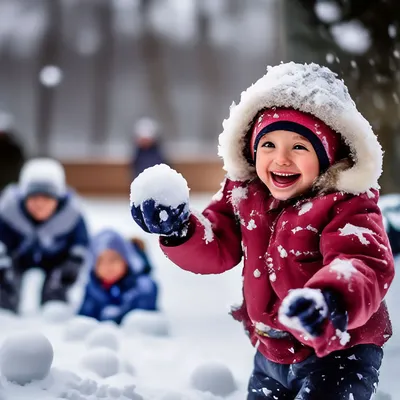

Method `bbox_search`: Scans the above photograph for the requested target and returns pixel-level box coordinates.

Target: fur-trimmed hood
[218,62,383,195]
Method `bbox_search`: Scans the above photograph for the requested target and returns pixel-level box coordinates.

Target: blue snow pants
[248,344,383,399]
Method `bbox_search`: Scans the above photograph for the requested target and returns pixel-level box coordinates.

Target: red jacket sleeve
[305,193,394,330]
[160,178,243,274]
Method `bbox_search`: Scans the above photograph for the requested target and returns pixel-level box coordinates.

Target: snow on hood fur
[218,62,383,194]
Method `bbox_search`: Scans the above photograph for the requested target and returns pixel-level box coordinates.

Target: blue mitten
[279,288,348,337]
[130,164,190,237]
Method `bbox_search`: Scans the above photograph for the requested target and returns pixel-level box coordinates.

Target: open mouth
[270,172,301,188]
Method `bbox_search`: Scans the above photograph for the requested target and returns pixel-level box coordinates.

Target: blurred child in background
[78,228,158,324]
[131,117,168,179]
[0,157,89,313]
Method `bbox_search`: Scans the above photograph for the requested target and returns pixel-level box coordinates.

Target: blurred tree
[92,0,114,145]
[291,0,400,192]
[35,0,62,156]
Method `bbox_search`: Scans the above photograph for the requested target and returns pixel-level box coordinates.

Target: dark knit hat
[250,108,342,172]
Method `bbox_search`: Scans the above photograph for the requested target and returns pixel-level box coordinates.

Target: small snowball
[130,164,190,208]
[85,325,119,351]
[0,332,53,384]
[41,301,74,323]
[80,348,119,378]
[64,316,99,341]
[121,310,169,337]
[190,361,237,397]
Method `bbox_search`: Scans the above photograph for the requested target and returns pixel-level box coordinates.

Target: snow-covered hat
[19,158,66,199]
[133,117,159,140]
[250,108,342,172]
[218,62,383,194]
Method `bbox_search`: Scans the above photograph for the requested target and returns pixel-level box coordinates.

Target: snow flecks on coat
[329,258,358,281]
[339,223,375,245]
[229,186,248,208]
[191,209,214,244]
[336,329,351,346]
[277,245,287,258]
[253,269,261,278]
[247,219,257,230]
[291,225,319,235]
[298,202,313,216]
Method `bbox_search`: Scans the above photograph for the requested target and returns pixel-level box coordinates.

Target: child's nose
[275,150,292,166]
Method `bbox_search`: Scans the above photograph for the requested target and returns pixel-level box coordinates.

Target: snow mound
[64,316,99,341]
[189,361,237,397]
[0,331,54,384]
[121,310,170,336]
[160,392,184,400]
[85,325,119,351]
[130,164,190,208]
[41,300,75,323]
[80,348,119,378]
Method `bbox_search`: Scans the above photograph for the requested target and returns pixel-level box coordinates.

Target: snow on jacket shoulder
[161,178,394,363]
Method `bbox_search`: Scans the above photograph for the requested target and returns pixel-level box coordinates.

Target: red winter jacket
[161,178,394,364]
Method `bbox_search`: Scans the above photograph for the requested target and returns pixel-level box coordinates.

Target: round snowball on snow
[64,316,99,341]
[80,348,119,378]
[85,325,119,351]
[130,164,190,208]
[41,301,74,323]
[190,362,237,397]
[121,310,169,337]
[0,332,54,385]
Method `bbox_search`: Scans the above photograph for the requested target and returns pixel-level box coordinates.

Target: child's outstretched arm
[130,164,243,274]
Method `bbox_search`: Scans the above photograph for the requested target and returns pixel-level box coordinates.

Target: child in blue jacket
[78,229,158,324]
[0,157,89,313]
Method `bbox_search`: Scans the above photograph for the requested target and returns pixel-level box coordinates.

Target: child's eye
[293,144,308,150]
[261,141,275,148]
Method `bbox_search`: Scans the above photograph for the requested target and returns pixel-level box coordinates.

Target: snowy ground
[0,194,398,399]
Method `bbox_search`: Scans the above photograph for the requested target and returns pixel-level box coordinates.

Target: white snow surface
[130,164,190,208]
[0,195,398,399]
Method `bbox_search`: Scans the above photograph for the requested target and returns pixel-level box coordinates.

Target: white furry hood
[218,62,383,194]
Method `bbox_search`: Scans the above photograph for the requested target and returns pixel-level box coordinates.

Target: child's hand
[130,164,190,237]
[279,288,348,337]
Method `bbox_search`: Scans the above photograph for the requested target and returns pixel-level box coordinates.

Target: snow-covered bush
[121,310,169,337]
[41,301,75,323]
[80,348,119,378]
[64,316,99,341]
[85,325,119,351]
[0,332,53,384]
[189,361,236,397]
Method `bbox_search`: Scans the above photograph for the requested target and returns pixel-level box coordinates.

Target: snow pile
[80,348,120,378]
[41,300,75,323]
[190,361,237,397]
[121,310,170,337]
[64,316,99,341]
[85,324,120,351]
[130,164,190,208]
[0,332,53,384]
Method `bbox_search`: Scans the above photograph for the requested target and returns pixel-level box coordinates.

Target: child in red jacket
[129,62,394,400]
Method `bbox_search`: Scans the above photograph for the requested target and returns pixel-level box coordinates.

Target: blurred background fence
[0,0,399,194]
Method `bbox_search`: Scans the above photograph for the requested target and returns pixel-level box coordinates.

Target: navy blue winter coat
[0,184,89,273]
[78,229,158,324]
[132,144,167,179]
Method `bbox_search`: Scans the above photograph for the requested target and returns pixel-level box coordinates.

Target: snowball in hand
[0,332,54,384]
[130,164,190,209]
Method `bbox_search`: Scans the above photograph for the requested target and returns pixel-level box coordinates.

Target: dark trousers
[0,266,69,313]
[248,344,383,400]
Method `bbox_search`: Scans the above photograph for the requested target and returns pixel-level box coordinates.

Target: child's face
[255,130,320,200]
[25,195,58,221]
[95,249,127,283]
